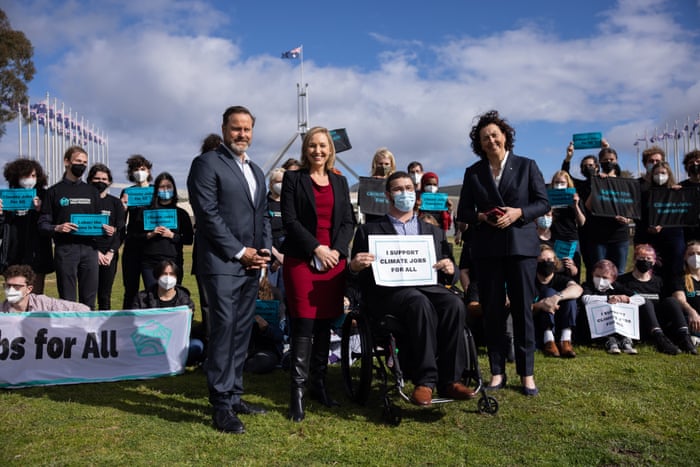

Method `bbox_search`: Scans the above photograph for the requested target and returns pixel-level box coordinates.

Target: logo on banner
[131,320,172,357]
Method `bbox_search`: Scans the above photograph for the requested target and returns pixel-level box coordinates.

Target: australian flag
[281,46,301,59]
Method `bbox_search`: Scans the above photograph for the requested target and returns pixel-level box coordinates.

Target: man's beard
[228,140,249,155]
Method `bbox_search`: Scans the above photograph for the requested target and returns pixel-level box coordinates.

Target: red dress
[284,181,346,319]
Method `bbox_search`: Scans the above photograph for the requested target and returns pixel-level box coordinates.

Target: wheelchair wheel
[341,310,373,404]
[477,395,499,415]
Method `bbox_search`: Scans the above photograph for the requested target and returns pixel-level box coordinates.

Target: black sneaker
[677,332,699,355]
[213,409,245,434]
[654,332,680,355]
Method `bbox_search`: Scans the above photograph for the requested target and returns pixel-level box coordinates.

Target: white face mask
[19,177,37,189]
[133,170,148,183]
[593,276,612,292]
[5,288,24,304]
[653,174,668,185]
[553,182,567,190]
[271,182,282,195]
[687,254,700,269]
[424,185,438,193]
[410,173,422,185]
[158,275,177,291]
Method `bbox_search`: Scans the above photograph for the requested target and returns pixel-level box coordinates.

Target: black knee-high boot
[289,336,312,422]
[309,326,340,407]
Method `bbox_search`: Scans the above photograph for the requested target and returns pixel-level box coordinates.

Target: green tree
[0,9,35,139]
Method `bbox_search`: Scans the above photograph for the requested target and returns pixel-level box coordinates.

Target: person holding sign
[0,158,53,293]
[350,171,473,406]
[141,172,193,289]
[633,161,685,289]
[1,264,89,313]
[457,110,550,396]
[548,170,585,281]
[418,172,452,232]
[120,154,154,308]
[581,260,643,355]
[679,150,700,243]
[88,164,125,311]
[281,127,354,422]
[38,146,106,309]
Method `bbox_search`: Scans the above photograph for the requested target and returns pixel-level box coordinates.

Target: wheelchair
[340,288,498,426]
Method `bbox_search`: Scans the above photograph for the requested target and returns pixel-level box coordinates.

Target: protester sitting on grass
[131,259,205,365]
[616,244,696,355]
[532,245,582,358]
[1,264,89,312]
[581,259,644,355]
[671,240,700,353]
[244,271,286,374]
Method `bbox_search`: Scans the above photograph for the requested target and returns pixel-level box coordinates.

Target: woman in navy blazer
[457,110,550,396]
[281,126,355,421]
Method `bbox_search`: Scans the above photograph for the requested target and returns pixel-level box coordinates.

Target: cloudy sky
[2,0,700,189]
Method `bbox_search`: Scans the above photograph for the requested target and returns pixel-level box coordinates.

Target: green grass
[1,245,699,465]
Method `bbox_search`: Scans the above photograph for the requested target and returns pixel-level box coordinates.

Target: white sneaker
[605,336,621,355]
[619,337,638,355]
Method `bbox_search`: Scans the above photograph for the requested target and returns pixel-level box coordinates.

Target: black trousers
[376,285,466,388]
[97,251,119,310]
[476,256,537,378]
[54,243,98,309]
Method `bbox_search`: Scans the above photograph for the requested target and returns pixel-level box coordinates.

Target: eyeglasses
[4,283,27,290]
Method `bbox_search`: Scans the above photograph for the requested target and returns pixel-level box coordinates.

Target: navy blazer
[280,169,355,260]
[457,153,549,259]
[187,144,272,275]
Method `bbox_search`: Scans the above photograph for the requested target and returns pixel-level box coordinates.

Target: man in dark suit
[457,110,550,396]
[349,171,475,407]
[187,105,271,434]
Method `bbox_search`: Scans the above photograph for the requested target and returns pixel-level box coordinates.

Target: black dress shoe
[213,409,245,434]
[232,400,267,415]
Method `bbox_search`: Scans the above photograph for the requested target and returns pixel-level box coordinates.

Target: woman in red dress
[281,127,355,422]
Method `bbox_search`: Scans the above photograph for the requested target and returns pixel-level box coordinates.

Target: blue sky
[2,0,700,188]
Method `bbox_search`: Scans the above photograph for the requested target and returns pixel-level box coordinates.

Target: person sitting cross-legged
[349,171,474,406]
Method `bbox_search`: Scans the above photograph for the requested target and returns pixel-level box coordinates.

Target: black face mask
[536,261,556,276]
[600,161,617,174]
[582,166,597,179]
[689,164,700,176]
[635,259,653,273]
[91,181,109,192]
[70,164,87,178]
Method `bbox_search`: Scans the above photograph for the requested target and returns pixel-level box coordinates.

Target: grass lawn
[1,245,699,465]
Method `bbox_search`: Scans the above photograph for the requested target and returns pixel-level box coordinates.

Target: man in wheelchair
[348,171,474,406]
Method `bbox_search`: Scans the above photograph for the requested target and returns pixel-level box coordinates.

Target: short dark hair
[64,145,87,162]
[469,110,515,159]
[88,163,113,183]
[200,133,222,154]
[407,161,423,172]
[385,170,412,191]
[222,106,255,127]
[3,264,35,286]
[154,259,179,278]
[126,155,153,183]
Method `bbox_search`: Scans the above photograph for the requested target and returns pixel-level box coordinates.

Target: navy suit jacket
[457,153,549,259]
[187,144,272,276]
[280,168,355,260]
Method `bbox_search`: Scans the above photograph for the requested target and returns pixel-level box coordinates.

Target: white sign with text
[369,234,437,286]
[585,302,640,340]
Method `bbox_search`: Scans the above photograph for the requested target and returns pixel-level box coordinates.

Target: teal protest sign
[0,188,36,211]
[573,132,602,150]
[143,209,178,230]
[554,239,578,259]
[420,192,449,211]
[70,213,109,236]
[255,300,281,328]
[547,188,575,208]
[124,186,154,207]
